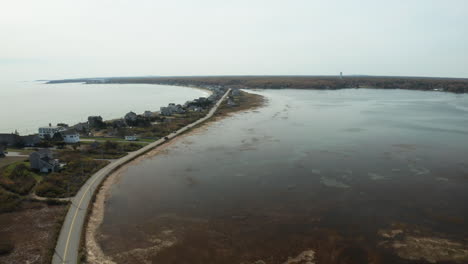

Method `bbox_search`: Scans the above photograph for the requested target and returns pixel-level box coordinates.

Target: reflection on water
[99,89,468,264]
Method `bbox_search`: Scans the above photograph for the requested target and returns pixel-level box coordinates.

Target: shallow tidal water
[99,89,468,264]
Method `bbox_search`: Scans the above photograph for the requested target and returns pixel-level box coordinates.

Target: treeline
[100,76,468,93]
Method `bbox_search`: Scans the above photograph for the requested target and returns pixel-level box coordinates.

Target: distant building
[0,146,5,158]
[22,135,41,147]
[0,133,40,147]
[340,72,343,79]
[143,111,153,118]
[109,119,126,128]
[72,122,90,132]
[61,129,80,144]
[160,103,185,116]
[0,133,20,146]
[125,135,137,141]
[38,126,66,139]
[29,149,60,173]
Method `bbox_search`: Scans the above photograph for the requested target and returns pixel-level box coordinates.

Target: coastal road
[52,89,231,264]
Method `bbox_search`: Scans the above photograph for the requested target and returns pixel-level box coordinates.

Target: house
[29,149,60,173]
[72,122,89,132]
[143,111,153,118]
[160,103,185,116]
[38,125,66,139]
[0,133,20,146]
[160,106,172,116]
[22,135,41,147]
[125,135,137,141]
[61,129,80,144]
[0,133,40,147]
[109,119,126,128]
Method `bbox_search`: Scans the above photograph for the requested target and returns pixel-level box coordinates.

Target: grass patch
[0,157,27,170]
[0,188,22,213]
[81,136,155,143]
[81,140,143,159]
[0,162,39,195]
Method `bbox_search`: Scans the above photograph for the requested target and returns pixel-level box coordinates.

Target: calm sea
[99,89,468,264]
[0,81,210,135]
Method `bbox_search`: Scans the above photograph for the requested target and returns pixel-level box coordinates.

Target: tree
[52,132,63,142]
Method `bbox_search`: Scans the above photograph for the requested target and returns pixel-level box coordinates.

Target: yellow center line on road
[61,168,107,264]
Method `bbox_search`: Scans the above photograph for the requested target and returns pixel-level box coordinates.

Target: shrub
[0,189,21,213]
[0,163,37,195]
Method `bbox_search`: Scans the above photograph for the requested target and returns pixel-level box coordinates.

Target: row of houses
[0,133,41,147]
[38,125,80,143]
[159,90,227,117]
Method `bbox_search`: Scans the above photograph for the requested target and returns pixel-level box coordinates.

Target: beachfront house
[38,125,66,139]
[29,149,60,173]
[22,135,41,146]
[61,129,80,144]
[143,111,153,118]
[160,103,185,116]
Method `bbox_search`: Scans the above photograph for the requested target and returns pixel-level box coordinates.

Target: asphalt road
[52,89,231,264]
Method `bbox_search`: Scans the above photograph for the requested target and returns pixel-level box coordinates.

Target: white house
[38,126,66,139]
[61,129,80,144]
[125,135,137,141]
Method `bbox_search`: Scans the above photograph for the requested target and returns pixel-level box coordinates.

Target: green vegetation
[142,112,207,138]
[35,151,109,198]
[0,188,22,213]
[81,136,154,143]
[82,140,143,159]
[0,162,38,195]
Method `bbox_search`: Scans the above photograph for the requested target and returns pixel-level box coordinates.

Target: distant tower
[340,72,343,79]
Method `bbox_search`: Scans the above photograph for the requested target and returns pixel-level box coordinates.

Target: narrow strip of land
[52,89,231,264]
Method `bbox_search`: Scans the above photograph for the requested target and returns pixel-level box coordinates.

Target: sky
[1,0,467,80]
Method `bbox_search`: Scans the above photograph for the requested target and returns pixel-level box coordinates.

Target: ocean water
[98,89,468,264]
[0,81,209,135]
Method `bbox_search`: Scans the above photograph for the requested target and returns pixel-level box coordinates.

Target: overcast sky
[1,0,467,80]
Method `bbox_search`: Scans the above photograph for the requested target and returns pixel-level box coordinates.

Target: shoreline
[84,90,266,263]
[0,82,212,135]
[52,88,234,264]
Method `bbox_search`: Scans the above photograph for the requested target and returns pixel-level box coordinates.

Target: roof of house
[29,148,53,160]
